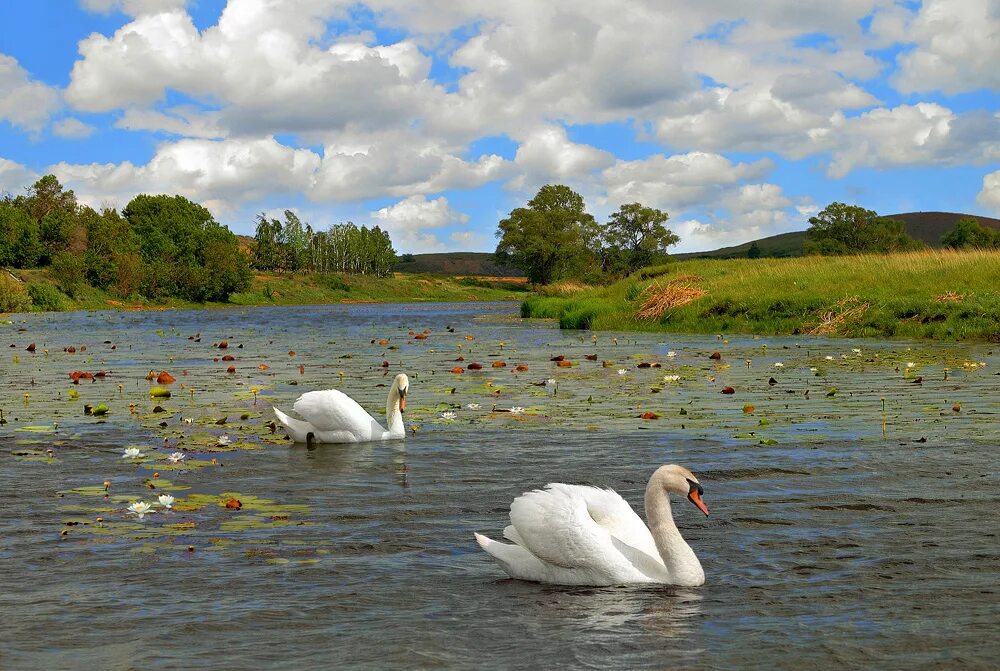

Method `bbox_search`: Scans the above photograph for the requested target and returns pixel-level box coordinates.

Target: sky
[0,1,998,254]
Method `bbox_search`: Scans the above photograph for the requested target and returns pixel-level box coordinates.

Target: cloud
[0,54,61,132]
[824,104,1000,177]
[0,157,39,195]
[115,106,226,139]
[602,152,774,210]
[893,0,1000,95]
[371,194,471,252]
[977,169,1000,214]
[508,125,615,191]
[53,118,97,139]
[312,130,511,201]
[50,137,321,216]
[65,6,444,138]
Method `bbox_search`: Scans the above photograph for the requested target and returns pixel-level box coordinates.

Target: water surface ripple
[1,303,997,669]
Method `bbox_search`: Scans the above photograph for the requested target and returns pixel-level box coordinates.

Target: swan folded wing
[508,484,653,577]
[292,389,380,435]
[565,485,664,566]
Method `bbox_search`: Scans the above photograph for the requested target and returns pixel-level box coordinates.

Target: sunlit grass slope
[7,270,526,313]
[522,249,1000,340]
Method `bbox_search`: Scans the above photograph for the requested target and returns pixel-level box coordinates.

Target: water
[1,303,997,669]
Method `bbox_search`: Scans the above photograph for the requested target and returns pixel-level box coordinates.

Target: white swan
[475,464,709,586]
[273,373,409,444]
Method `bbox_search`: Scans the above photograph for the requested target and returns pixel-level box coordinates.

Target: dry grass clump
[935,291,965,302]
[808,296,870,335]
[636,276,706,321]
[537,280,591,296]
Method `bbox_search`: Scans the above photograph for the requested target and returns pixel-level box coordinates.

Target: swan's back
[504,484,664,582]
[293,389,379,432]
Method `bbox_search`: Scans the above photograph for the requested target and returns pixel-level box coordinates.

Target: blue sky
[1,0,997,253]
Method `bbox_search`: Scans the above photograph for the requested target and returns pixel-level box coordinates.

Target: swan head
[656,465,710,517]
[393,373,409,412]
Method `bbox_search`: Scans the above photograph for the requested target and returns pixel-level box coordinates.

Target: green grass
[522,249,1000,340]
[2,270,527,314]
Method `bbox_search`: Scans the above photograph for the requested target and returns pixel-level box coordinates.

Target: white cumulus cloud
[0,54,61,133]
[371,194,471,253]
[977,170,1000,215]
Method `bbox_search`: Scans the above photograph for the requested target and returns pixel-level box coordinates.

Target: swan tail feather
[475,532,547,581]
[502,524,526,546]
[273,406,315,443]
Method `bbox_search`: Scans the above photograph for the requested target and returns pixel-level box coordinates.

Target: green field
[2,269,528,314]
[521,249,1000,340]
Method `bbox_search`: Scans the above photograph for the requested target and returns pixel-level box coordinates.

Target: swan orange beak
[399,390,406,413]
[687,481,709,516]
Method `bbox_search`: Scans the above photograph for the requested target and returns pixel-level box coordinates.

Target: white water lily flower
[663,375,681,382]
[666,351,677,358]
[167,452,185,463]
[617,369,628,375]
[182,417,193,425]
[127,501,153,519]
[440,411,457,420]
[217,435,231,447]
[906,362,916,368]
[824,355,834,360]
[852,348,862,354]
[810,367,818,373]
[157,494,175,509]
[121,446,143,459]
[773,362,784,368]
[509,406,525,415]
[465,403,481,410]
[544,378,557,387]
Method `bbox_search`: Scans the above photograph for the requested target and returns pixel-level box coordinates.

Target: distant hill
[393,252,523,277]
[675,211,1000,259]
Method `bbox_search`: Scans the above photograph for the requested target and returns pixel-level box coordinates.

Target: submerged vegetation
[521,249,1000,340]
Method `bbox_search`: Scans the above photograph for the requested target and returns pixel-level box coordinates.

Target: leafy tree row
[0,175,251,302]
[495,184,678,284]
[252,211,396,277]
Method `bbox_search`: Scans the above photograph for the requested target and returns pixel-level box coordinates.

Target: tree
[12,175,81,265]
[252,213,282,271]
[0,201,42,268]
[805,202,923,255]
[495,184,599,284]
[746,241,762,259]
[603,203,678,274]
[122,194,251,301]
[941,217,1000,249]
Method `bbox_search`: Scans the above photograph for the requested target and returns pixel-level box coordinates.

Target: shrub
[51,251,88,298]
[26,282,66,311]
[0,274,32,313]
[317,274,351,292]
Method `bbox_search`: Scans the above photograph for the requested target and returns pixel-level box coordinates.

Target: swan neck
[385,384,404,437]
[644,470,704,585]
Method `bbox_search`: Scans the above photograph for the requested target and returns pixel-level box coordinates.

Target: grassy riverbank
[521,249,1000,340]
[2,269,528,313]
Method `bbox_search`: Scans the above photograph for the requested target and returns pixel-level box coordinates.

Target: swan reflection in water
[290,441,410,490]
[493,580,704,651]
